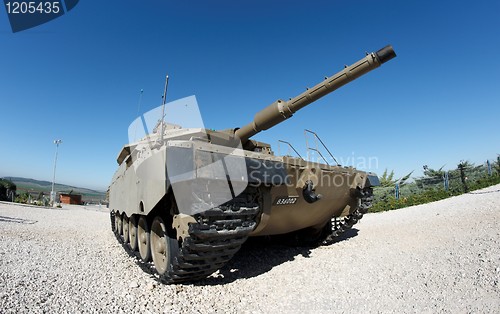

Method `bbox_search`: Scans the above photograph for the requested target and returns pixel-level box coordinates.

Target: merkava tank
[109,45,396,283]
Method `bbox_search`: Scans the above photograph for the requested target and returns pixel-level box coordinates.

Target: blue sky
[1,0,499,191]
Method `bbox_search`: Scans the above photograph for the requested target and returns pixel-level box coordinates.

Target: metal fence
[376,159,499,201]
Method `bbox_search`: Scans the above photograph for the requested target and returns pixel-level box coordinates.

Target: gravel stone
[1,185,499,313]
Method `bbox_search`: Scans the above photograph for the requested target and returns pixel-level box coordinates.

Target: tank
[108,45,396,283]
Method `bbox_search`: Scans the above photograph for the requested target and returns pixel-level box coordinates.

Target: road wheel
[137,216,151,262]
[129,215,138,251]
[122,214,130,244]
[114,211,119,234]
[116,212,123,238]
[150,216,177,276]
[110,211,116,232]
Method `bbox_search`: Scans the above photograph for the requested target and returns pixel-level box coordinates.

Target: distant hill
[2,177,106,202]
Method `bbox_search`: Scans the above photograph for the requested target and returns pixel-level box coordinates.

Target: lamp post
[50,139,62,207]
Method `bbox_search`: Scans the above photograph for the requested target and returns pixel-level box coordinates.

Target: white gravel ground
[1,185,499,313]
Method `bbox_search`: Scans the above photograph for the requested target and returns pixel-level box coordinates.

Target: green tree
[495,155,500,175]
[379,169,413,187]
[399,171,414,185]
[422,165,445,178]
[379,169,395,187]
[416,165,446,188]
[0,178,16,201]
[457,160,473,192]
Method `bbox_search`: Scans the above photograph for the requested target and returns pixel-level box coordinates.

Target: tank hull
[109,137,377,235]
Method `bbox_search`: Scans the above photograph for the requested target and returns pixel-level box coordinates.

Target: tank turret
[235,45,396,143]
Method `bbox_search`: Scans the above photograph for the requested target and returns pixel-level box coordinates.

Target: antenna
[132,89,144,142]
[137,89,144,116]
[159,74,169,144]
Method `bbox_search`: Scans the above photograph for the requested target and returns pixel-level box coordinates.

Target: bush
[468,174,500,191]
[371,174,500,213]
[0,178,16,201]
[371,188,453,213]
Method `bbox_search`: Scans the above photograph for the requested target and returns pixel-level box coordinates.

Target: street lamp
[50,139,62,207]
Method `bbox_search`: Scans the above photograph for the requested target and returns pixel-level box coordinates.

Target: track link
[162,199,260,283]
[322,187,373,243]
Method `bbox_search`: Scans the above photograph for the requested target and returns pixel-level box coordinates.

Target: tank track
[111,187,372,282]
[322,187,374,244]
[111,192,261,283]
[163,200,260,283]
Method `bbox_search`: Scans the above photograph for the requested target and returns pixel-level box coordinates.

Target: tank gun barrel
[235,45,396,143]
